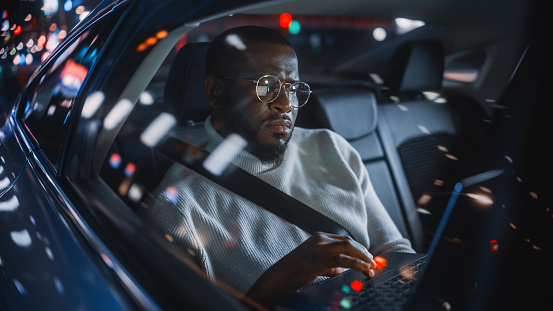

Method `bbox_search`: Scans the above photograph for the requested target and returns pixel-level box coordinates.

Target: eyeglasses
[217,74,311,108]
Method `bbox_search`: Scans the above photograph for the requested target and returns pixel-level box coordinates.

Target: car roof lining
[241,0,528,54]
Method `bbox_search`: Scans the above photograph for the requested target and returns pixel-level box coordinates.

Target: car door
[0,2,138,309]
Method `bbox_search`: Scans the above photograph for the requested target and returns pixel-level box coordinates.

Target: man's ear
[205,75,223,109]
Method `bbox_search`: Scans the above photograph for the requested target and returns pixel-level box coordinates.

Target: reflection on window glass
[20,19,114,172]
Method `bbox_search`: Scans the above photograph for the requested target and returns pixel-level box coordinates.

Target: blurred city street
[1,0,102,118]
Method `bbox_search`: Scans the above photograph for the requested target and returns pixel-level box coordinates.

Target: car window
[18,17,117,172]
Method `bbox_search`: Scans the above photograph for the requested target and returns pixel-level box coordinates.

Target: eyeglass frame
[212,74,311,108]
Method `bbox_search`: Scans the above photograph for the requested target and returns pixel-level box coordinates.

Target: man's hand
[244,232,376,307]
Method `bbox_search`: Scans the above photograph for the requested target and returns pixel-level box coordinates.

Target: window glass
[95,11,532,308]
[19,18,116,172]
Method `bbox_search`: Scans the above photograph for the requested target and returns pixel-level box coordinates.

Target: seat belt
[156,135,354,239]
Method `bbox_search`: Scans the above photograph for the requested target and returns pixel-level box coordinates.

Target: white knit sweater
[139,118,413,294]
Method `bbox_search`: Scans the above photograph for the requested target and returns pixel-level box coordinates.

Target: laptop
[278,169,505,311]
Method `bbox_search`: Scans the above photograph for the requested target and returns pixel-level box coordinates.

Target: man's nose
[269,84,293,113]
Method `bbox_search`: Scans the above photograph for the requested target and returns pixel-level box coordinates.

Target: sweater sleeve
[331,132,415,254]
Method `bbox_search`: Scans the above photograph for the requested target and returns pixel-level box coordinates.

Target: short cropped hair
[206,26,293,76]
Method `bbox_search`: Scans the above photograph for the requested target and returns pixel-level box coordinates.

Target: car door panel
[0,117,134,310]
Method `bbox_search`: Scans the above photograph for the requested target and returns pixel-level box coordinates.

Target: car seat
[377,41,472,246]
[311,87,424,251]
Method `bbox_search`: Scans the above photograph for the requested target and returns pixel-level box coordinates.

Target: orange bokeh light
[145,37,158,46]
[373,256,387,269]
[136,43,148,52]
[156,30,168,39]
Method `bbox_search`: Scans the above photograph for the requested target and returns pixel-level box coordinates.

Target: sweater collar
[204,116,282,174]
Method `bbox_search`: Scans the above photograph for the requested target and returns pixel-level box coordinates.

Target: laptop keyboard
[350,257,425,310]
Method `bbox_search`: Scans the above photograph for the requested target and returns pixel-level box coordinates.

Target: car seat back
[164,42,211,125]
[377,40,472,249]
[312,88,421,249]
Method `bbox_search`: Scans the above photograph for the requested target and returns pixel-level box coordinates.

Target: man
[139,26,413,307]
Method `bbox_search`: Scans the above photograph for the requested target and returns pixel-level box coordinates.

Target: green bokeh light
[289,20,300,34]
[340,297,352,309]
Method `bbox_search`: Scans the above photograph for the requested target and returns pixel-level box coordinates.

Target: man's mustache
[265,114,292,123]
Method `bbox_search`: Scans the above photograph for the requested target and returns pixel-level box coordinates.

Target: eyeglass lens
[256,75,310,107]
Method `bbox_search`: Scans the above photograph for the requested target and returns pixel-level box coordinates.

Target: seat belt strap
[156,135,354,239]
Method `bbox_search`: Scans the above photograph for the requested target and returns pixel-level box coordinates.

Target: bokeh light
[279,13,292,28]
[108,153,121,169]
[289,20,301,35]
[373,256,387,269]
[490,240,499,252]
[351,280,363,291]
[124,163,136,177]
[340,297,352,309]
[164,186,179,204]
[372,27,386,41]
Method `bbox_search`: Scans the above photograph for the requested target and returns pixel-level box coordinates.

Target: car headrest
[315,88,378,140]
[386,40,444,95]
[164,42,210,124]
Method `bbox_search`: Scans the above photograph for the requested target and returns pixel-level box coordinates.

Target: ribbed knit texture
[139,117,413,294]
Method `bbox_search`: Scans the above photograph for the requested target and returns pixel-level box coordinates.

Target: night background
[1,0,103,117]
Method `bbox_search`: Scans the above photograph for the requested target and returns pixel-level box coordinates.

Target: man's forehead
[238,43,298,76]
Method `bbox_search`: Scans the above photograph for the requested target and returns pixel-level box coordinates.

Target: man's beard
[223,106,293,165]
[249,134,291,165]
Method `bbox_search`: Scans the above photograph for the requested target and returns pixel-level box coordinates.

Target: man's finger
[329,254,372,273]
[319,238,376,268]
[321,267,345,277]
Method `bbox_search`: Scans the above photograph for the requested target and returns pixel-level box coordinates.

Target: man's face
[216,43,300,164]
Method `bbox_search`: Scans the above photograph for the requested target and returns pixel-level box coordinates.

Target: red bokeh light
[125,163,136,177]
[351,280,363,292]
[279,13,292,28]
[490,240,499,252]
